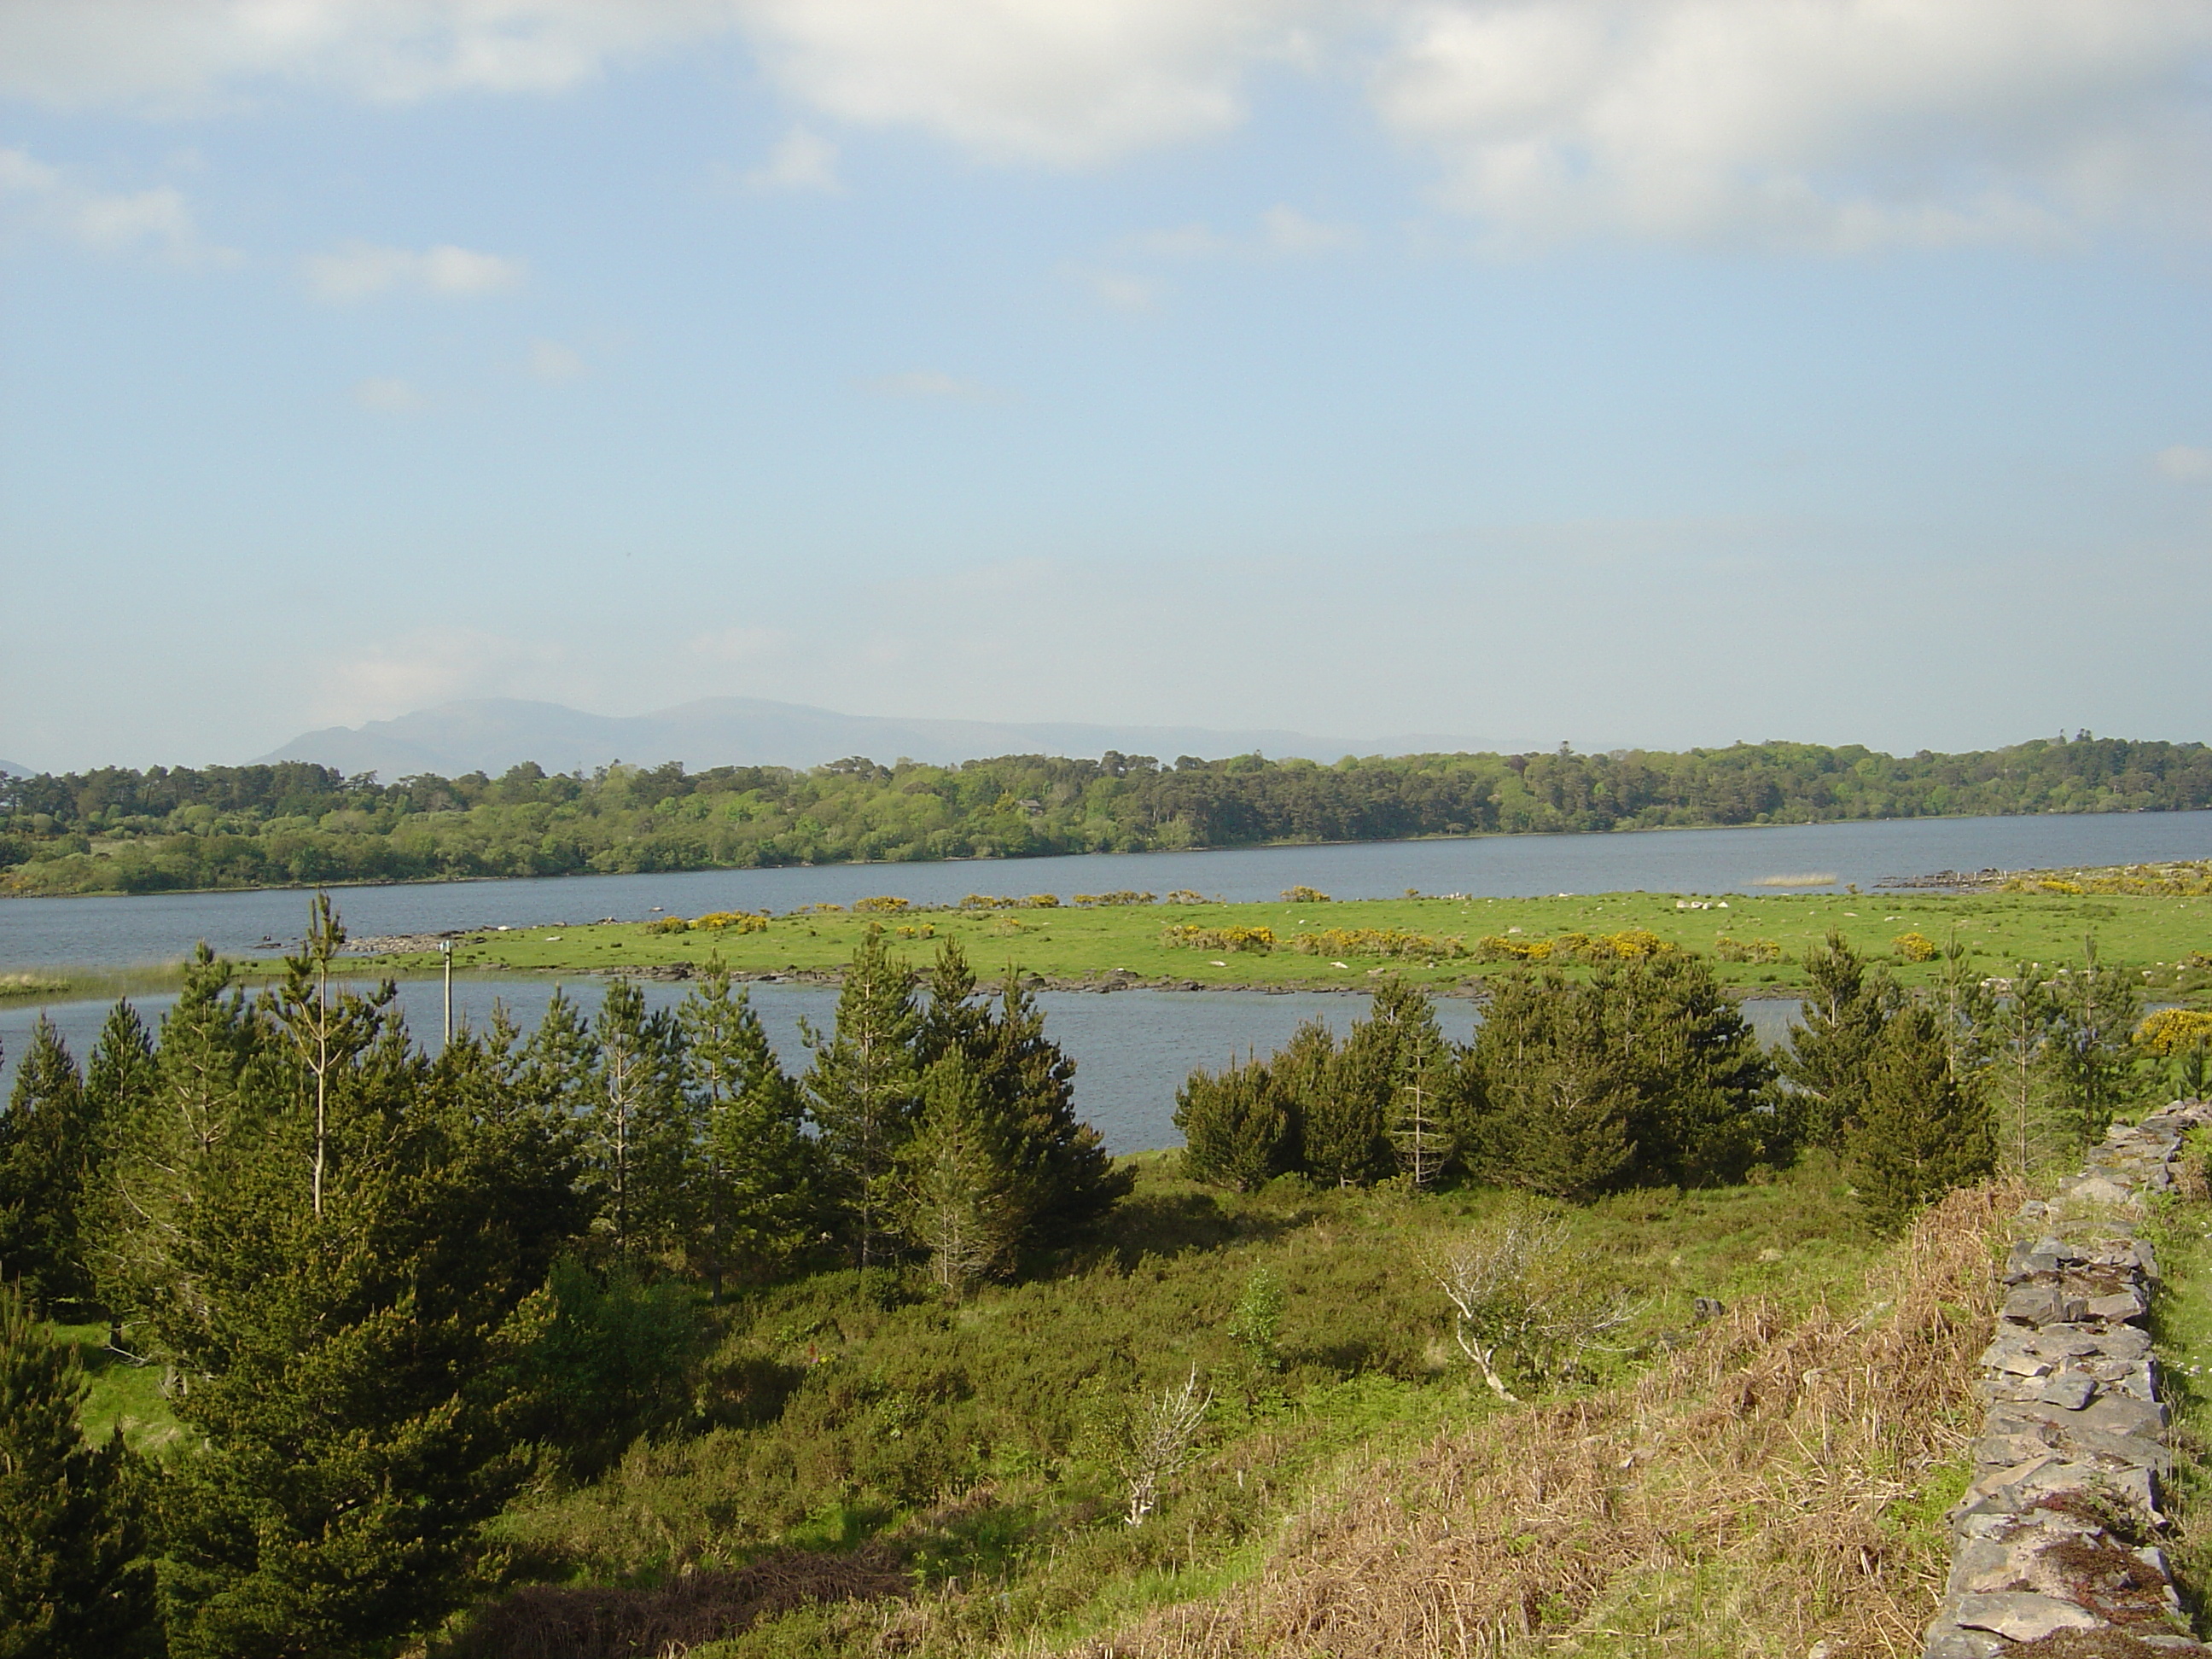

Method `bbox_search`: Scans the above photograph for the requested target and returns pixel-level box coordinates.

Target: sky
[3,0,2210,772]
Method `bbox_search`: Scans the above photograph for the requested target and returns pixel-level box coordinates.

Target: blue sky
[3,1,2210,771]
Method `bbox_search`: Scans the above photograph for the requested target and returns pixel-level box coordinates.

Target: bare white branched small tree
[1118,1368,1212,1526]
[1429,1202,1639,1403]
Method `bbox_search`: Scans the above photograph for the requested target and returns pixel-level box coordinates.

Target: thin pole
[442,940,453,1049]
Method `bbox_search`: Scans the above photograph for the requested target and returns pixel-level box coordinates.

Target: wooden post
[442,940,453,1049]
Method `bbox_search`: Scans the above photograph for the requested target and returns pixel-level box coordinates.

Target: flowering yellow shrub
[1281,886,1332,904]
[1291,928,1464,960]
[644,910,769,934]
[1475,928,1678,965]
[2002,862,2212,898]
[1073,890,1155,906]
[1892,932,1940,962]
[2135,1008,2212,1055]
[1162,923,1276,953]
[853,895,910,913]
[695,911,768,933]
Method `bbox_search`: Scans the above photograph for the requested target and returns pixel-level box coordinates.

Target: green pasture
[326,888,2212,1000]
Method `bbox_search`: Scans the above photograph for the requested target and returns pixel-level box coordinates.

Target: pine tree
[2046,934,2142,1148]
[1173,1056,1287,1191]
[584,979,692,1262]
[0,1284,157,1659]
[1461,972,1634,1200]
[1599,953,1775,1186]
[519,986,597,1114]
[83,1000,158,1161]
[681,961,813,1291]
[894,1052,1023,1297]
[148,958,554,1658]
[93,945,258,1346]
[0,1019,96,1312]
[1845,1004,1997,1232]
[803,928,921,1267]
[1281,1019,1372,1185]
[1369,980,1455,1188]
[1778,929,1902,1149]
[1989,963,2058,1176]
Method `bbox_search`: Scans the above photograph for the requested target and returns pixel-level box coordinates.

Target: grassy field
[324,887,2212,1002]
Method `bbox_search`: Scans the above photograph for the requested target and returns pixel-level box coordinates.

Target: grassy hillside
[437,1155,2003,1658]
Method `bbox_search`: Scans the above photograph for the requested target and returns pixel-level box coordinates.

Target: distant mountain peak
[255,696,1491,777]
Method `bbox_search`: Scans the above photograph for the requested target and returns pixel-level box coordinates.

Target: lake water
[0,979,1809,1155]
[3,809,2208,972]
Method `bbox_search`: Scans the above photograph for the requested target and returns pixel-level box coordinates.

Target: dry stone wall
[1924,1100,2212,1656]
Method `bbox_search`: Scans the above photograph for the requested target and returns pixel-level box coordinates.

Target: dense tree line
[6,732,2209,894]
[1177,927,2161,1231]
[0,901,1121,1657]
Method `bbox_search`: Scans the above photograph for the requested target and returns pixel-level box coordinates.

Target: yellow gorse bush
[1892,932,1940,962]
[2135,1008,2212,1055]
[1281,886,1333,904]
[1161,923,1277,954]
[1072,891,1156,906]
[853,895,910,913]
[1474,928,1679,965]
[643,910,769,934]
[1290,928,1465,961]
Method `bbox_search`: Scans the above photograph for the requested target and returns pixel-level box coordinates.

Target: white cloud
[309,624,569,725]
[305,240,526,300]
[527,338,585,381]
[352,375,425,412]
[1260,204,1356,253]
[1370,0,2212,251]
[0,145,236,264]
[2157,445,2212,481]
[735,0,1319,166]
[1065,265,1161,311]
[0,1,733,113]
[743,125,841,192]
[859,369,1004,400]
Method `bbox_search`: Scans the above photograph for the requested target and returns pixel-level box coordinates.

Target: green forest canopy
[3,733,2208,896]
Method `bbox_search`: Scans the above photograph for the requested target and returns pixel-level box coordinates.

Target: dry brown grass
[1049,1182,2023,1659]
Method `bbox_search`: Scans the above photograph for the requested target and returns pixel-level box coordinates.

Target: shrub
[1292,928,1464,961]
[1281,887,1332,904]
[853,896,910,914]
[1173,1060,1289,1190]
[1072,891,1155,907]
[1161,925,1276,954]
[1713,935,1782,963]
[1892,932,1939,963]
[2135,1008,2212,1056]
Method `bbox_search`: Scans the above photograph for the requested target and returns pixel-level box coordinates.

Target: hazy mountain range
[254,698,1493,778]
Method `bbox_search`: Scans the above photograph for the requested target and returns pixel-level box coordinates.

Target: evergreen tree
[1600,953,1776,1185]
[893,1052,1024,1297]
[1173,1056,1287,1191]
[803,928,921,1267]
[584,979,693,1263]
[0,1019,96,1312]
[918,940,1128,1243]
[1281,1019,1372,1185]
[1931,931,1998,1086]
[149,967,550,1659]
[1460,972,1634,1200]
[0,1284,157,1659]
[2046,934,2142,1148]
[83,999,158,1163]
[93,945,259,1338]
[1844,1004,1997,1232]
[681,962,813,1291]
[1366,980,1454,1188]
[518,986,597,1115]
[1989,963,2058,1176]
[1777,930,1902,1149]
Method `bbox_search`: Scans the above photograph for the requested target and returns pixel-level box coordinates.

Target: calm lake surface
[0,981,1808,1155]
[4,810,2209,971]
